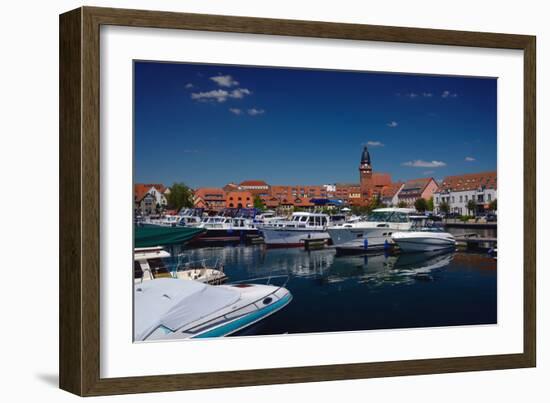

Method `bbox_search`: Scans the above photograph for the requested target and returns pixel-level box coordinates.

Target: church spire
[361,145,371,166]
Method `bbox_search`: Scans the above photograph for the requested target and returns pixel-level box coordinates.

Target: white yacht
[254,211,286,228]
[391,216,456,252]
[177,208,204,227]
[134,278,292,341]
[197,215,259,244]
[261,212,330,247]
[327,208,416,253]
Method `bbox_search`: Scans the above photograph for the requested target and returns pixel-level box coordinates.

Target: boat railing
[230,274,290,289]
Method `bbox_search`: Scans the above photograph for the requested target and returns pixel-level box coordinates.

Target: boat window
[148,258,171,278]
[263,297,273,305]
[300,216,308,222]
[388,212,409,223]
[366,211,393,222]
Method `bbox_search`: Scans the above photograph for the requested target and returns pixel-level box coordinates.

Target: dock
[455,233,497,251]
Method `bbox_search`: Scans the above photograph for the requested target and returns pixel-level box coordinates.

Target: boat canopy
[134,279,240,340]
[134,226,205,248]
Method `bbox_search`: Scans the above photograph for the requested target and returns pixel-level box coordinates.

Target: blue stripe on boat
[193,293,292,339]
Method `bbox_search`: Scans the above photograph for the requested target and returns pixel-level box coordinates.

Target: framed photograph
[59,6,536,396]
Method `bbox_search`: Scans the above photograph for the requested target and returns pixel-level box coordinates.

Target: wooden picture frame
[59,6,536,396]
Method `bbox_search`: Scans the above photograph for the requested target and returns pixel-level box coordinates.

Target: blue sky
[134,61,496,188]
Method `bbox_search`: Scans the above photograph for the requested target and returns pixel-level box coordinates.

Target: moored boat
[391,216,456,252]
[134,278,292,341]
[134,246,227,285]
[261,212,330,247]
[327,208,416,253]
[134,226,206,248]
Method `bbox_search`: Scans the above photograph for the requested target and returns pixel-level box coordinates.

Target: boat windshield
[365,211,393,222]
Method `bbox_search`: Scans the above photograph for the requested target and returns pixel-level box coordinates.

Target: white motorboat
[327,208,416,253]
[196,215,259,244]
[261,212,330,247]
[391,216,456,252]
[134,246,227,285]
[254,211,286,228]
[134,278,292,341]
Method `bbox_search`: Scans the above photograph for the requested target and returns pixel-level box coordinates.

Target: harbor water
[173,244,497,336]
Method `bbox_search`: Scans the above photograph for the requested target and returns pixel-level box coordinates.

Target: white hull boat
[261,212,330,247]
[392,231,456,252]
[134,278,292,341]
[327,208,416,253]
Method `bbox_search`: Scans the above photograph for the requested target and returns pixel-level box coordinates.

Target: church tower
[359,145,373,202]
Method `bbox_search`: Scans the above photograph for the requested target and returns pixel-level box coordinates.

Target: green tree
[414,198,428,212]
[397,200,408,208]
[253,195,265,210]
[427,196,434,212]
[467,199,477,216]
[489,199,497,211]
[439,201,450,215]
[167,182,194,211]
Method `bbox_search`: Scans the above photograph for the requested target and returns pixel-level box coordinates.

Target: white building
[433,172,497,215]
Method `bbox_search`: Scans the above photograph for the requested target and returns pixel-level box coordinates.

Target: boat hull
[327,227,397,251]
[392,233,456,252]
[261,228,330,247]
[192,228,260,245]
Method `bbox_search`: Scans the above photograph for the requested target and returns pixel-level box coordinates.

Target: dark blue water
[174,246,497,336]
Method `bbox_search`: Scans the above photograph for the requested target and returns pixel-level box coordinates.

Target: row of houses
[135,171,496,216]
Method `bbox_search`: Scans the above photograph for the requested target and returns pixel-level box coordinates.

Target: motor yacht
[196,215,259,244]
[261,212,331,247]
[327,208,416,253]
[134,278,292,341]
[391,216,456,252]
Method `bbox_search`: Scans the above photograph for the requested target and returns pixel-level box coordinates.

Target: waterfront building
[397,178,439,207]
[225,190,254,209]
[193,187,226,212]
[381,182,405,206]
[134,183,170,215]
[238,180,271,197]
[433,171,497,215]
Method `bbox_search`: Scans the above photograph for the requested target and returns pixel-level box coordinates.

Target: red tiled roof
[194,188,225,200]
[381,182,404,198]
[438,171,497,192]
[372,173,392,187]
[239,180,269,187]
[402,177,434,191]
[134,183,166,201]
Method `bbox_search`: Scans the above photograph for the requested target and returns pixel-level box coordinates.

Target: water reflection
[176,246,456,288]
[162,245,496,334]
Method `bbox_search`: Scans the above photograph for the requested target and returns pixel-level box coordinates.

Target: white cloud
[229,108,242,115]
[407,92,418,98]
[386,121,398,128]
[184,83,194,89]
[442,90,458,98]
[210,75,239,87]
[422,92,433,97]
[230,88,251,99]
[366,141,384,147]
[423,170,435,175]
[191,88,251,103]
[402,160,447,168]
[465,156,476,161]
[247,108,265,116]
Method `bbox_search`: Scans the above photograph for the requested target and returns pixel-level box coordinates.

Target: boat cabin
[134,246,173,282]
